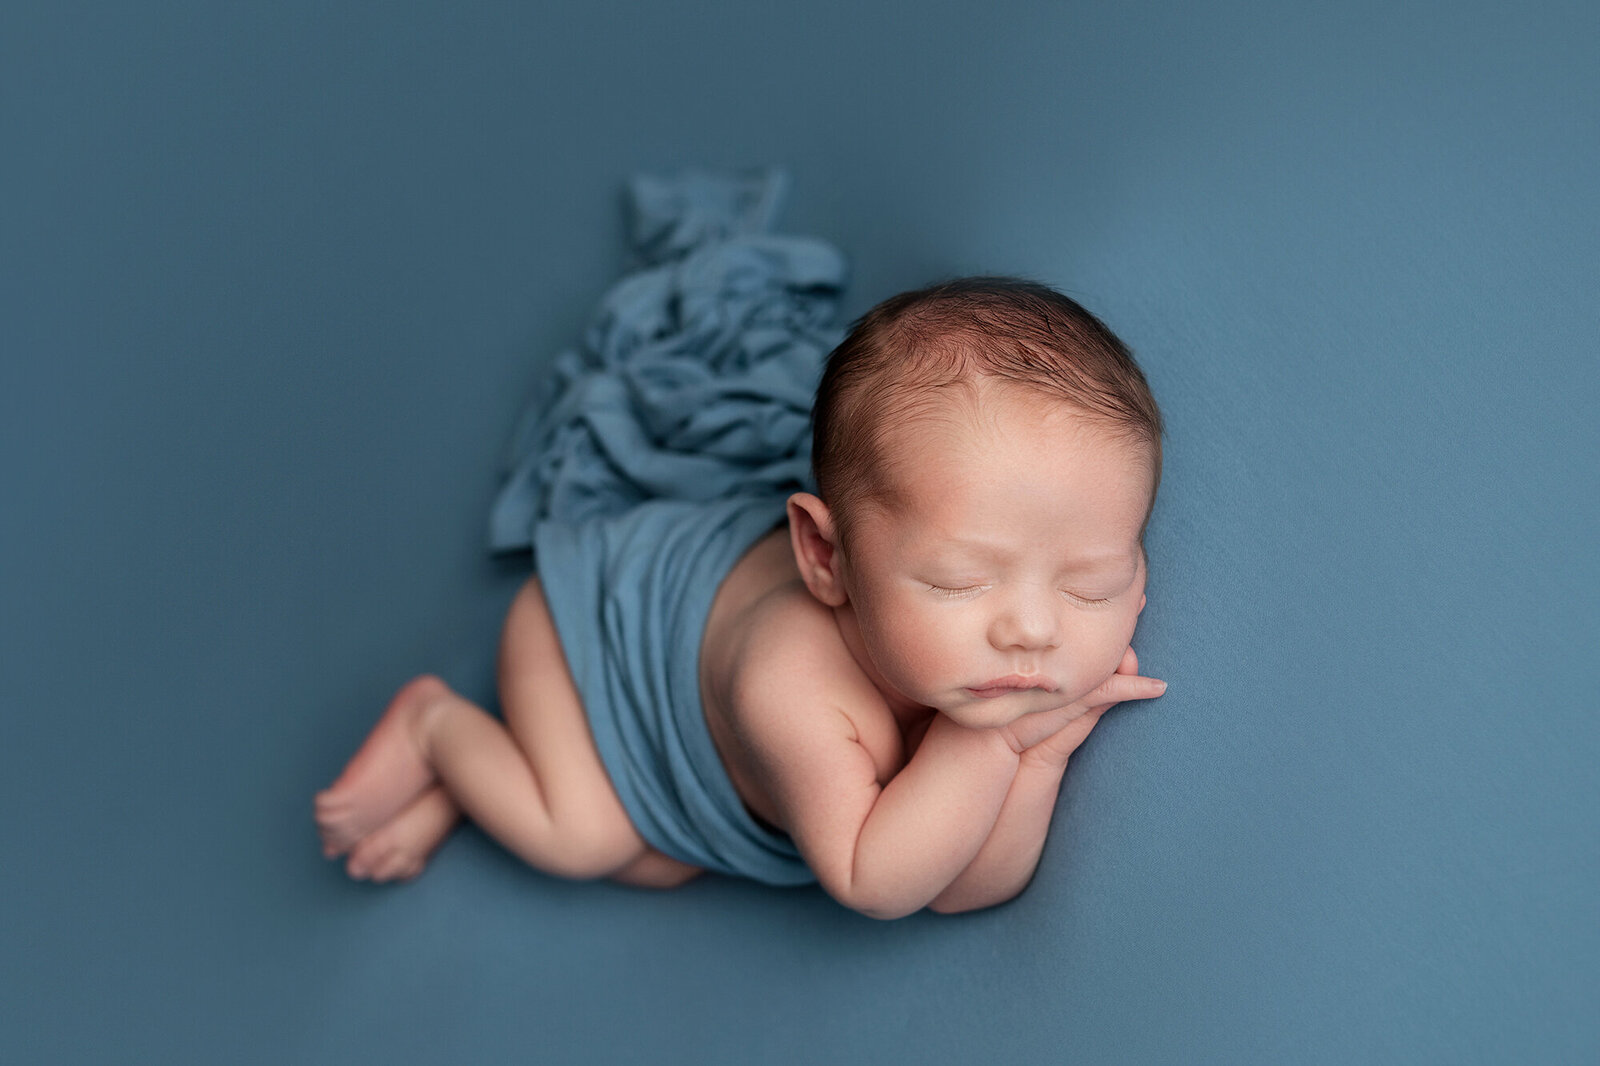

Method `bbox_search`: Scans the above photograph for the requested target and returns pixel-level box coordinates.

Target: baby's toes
[315,791,359,852]
[348,832,423,882]
[346,837,388,880]
[369,848,422,883]
[314,787,346,821]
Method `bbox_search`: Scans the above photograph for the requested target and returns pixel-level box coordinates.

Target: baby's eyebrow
[1058,551,1138,573]
[933,538,1136,572]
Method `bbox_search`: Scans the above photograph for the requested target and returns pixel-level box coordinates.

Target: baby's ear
[787,493,849,607]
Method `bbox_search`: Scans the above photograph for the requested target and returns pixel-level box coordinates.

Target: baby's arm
[754,700,1023,920]
[736,608,1023,919]
[929,647,1165,913]
[923,717,1091,914]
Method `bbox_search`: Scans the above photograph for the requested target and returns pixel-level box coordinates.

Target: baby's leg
[411,576,654,880]
[496,579,703,888]
[609,848,703,889]
[317,577,677,883]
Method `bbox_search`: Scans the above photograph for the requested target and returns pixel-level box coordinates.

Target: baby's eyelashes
[926,583,990,599]
[924,582,1117,606]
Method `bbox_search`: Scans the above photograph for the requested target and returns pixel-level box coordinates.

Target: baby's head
[789,277,1164,727]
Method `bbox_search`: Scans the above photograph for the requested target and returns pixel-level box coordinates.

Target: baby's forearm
[841,715,1020,919]
[927,752,1068,914]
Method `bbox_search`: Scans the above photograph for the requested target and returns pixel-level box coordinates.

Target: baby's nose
[987,589,1060,651]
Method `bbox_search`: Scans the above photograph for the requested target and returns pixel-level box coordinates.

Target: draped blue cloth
[488,171,844,884]
[489,169,846,551]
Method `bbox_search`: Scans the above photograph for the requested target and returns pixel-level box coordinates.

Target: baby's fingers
[1117,645,1139,676]
[1085,670,1167,711]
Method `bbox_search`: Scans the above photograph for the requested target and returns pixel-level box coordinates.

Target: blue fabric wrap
[488,168,845,551]
[534,495,813,885]
[489,170,842,885]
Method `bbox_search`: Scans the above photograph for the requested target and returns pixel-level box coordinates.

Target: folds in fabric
[489,169,847,552]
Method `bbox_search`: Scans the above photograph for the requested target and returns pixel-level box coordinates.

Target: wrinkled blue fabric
[488,170,843,885]
[489,168,846,550]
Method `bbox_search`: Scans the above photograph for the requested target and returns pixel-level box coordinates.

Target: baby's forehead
[872,376,1114,460]
[862,380,1157,524]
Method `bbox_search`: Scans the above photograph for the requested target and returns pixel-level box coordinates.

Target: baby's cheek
[883,626,945,681]
[882,611,963,689]
[1071,621,1135,694]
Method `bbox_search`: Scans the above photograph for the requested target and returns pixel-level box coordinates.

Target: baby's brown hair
[811,276,1163,544]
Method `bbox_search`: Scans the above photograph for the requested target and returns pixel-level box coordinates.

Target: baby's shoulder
[714,582,909,802]
[722,583,895,739]
[728,581,856,690]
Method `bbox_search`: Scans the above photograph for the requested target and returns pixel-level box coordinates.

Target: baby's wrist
[995,721,1029,756]
[1017,742,1075,773]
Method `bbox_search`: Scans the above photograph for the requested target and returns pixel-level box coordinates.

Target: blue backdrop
[3,2,1596,1063]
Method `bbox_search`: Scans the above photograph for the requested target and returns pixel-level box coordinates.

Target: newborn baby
[316,277,1166,919]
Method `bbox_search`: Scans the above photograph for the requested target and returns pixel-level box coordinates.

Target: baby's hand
[1002,646,1166,769]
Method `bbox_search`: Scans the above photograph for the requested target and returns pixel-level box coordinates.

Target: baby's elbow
[823,878,922,921]
[850,891,1007,919]
[835,888,919,921]
[925,897,967,915]
[856,899,923,921]
[850,899,922,921]
[926,897,984,916]
[926,885,1024,916]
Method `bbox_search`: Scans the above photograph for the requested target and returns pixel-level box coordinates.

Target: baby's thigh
[498,576,645,857]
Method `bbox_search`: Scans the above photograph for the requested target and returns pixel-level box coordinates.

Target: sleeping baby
[315,184,1165,918]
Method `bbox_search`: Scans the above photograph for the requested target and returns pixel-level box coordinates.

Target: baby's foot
[315,674,450,858]
[345,786,461,882]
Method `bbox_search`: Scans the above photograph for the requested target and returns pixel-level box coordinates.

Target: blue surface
[3,2,1596,1063]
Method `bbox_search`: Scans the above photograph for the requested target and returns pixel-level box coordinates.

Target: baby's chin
[939,689,1077,731]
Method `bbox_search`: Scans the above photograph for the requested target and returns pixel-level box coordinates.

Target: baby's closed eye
[926,583,989,599]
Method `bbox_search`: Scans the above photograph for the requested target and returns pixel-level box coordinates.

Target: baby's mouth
[965,675,1057,699]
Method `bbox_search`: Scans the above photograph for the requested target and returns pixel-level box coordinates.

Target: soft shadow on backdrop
[3,2,1596,1063]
